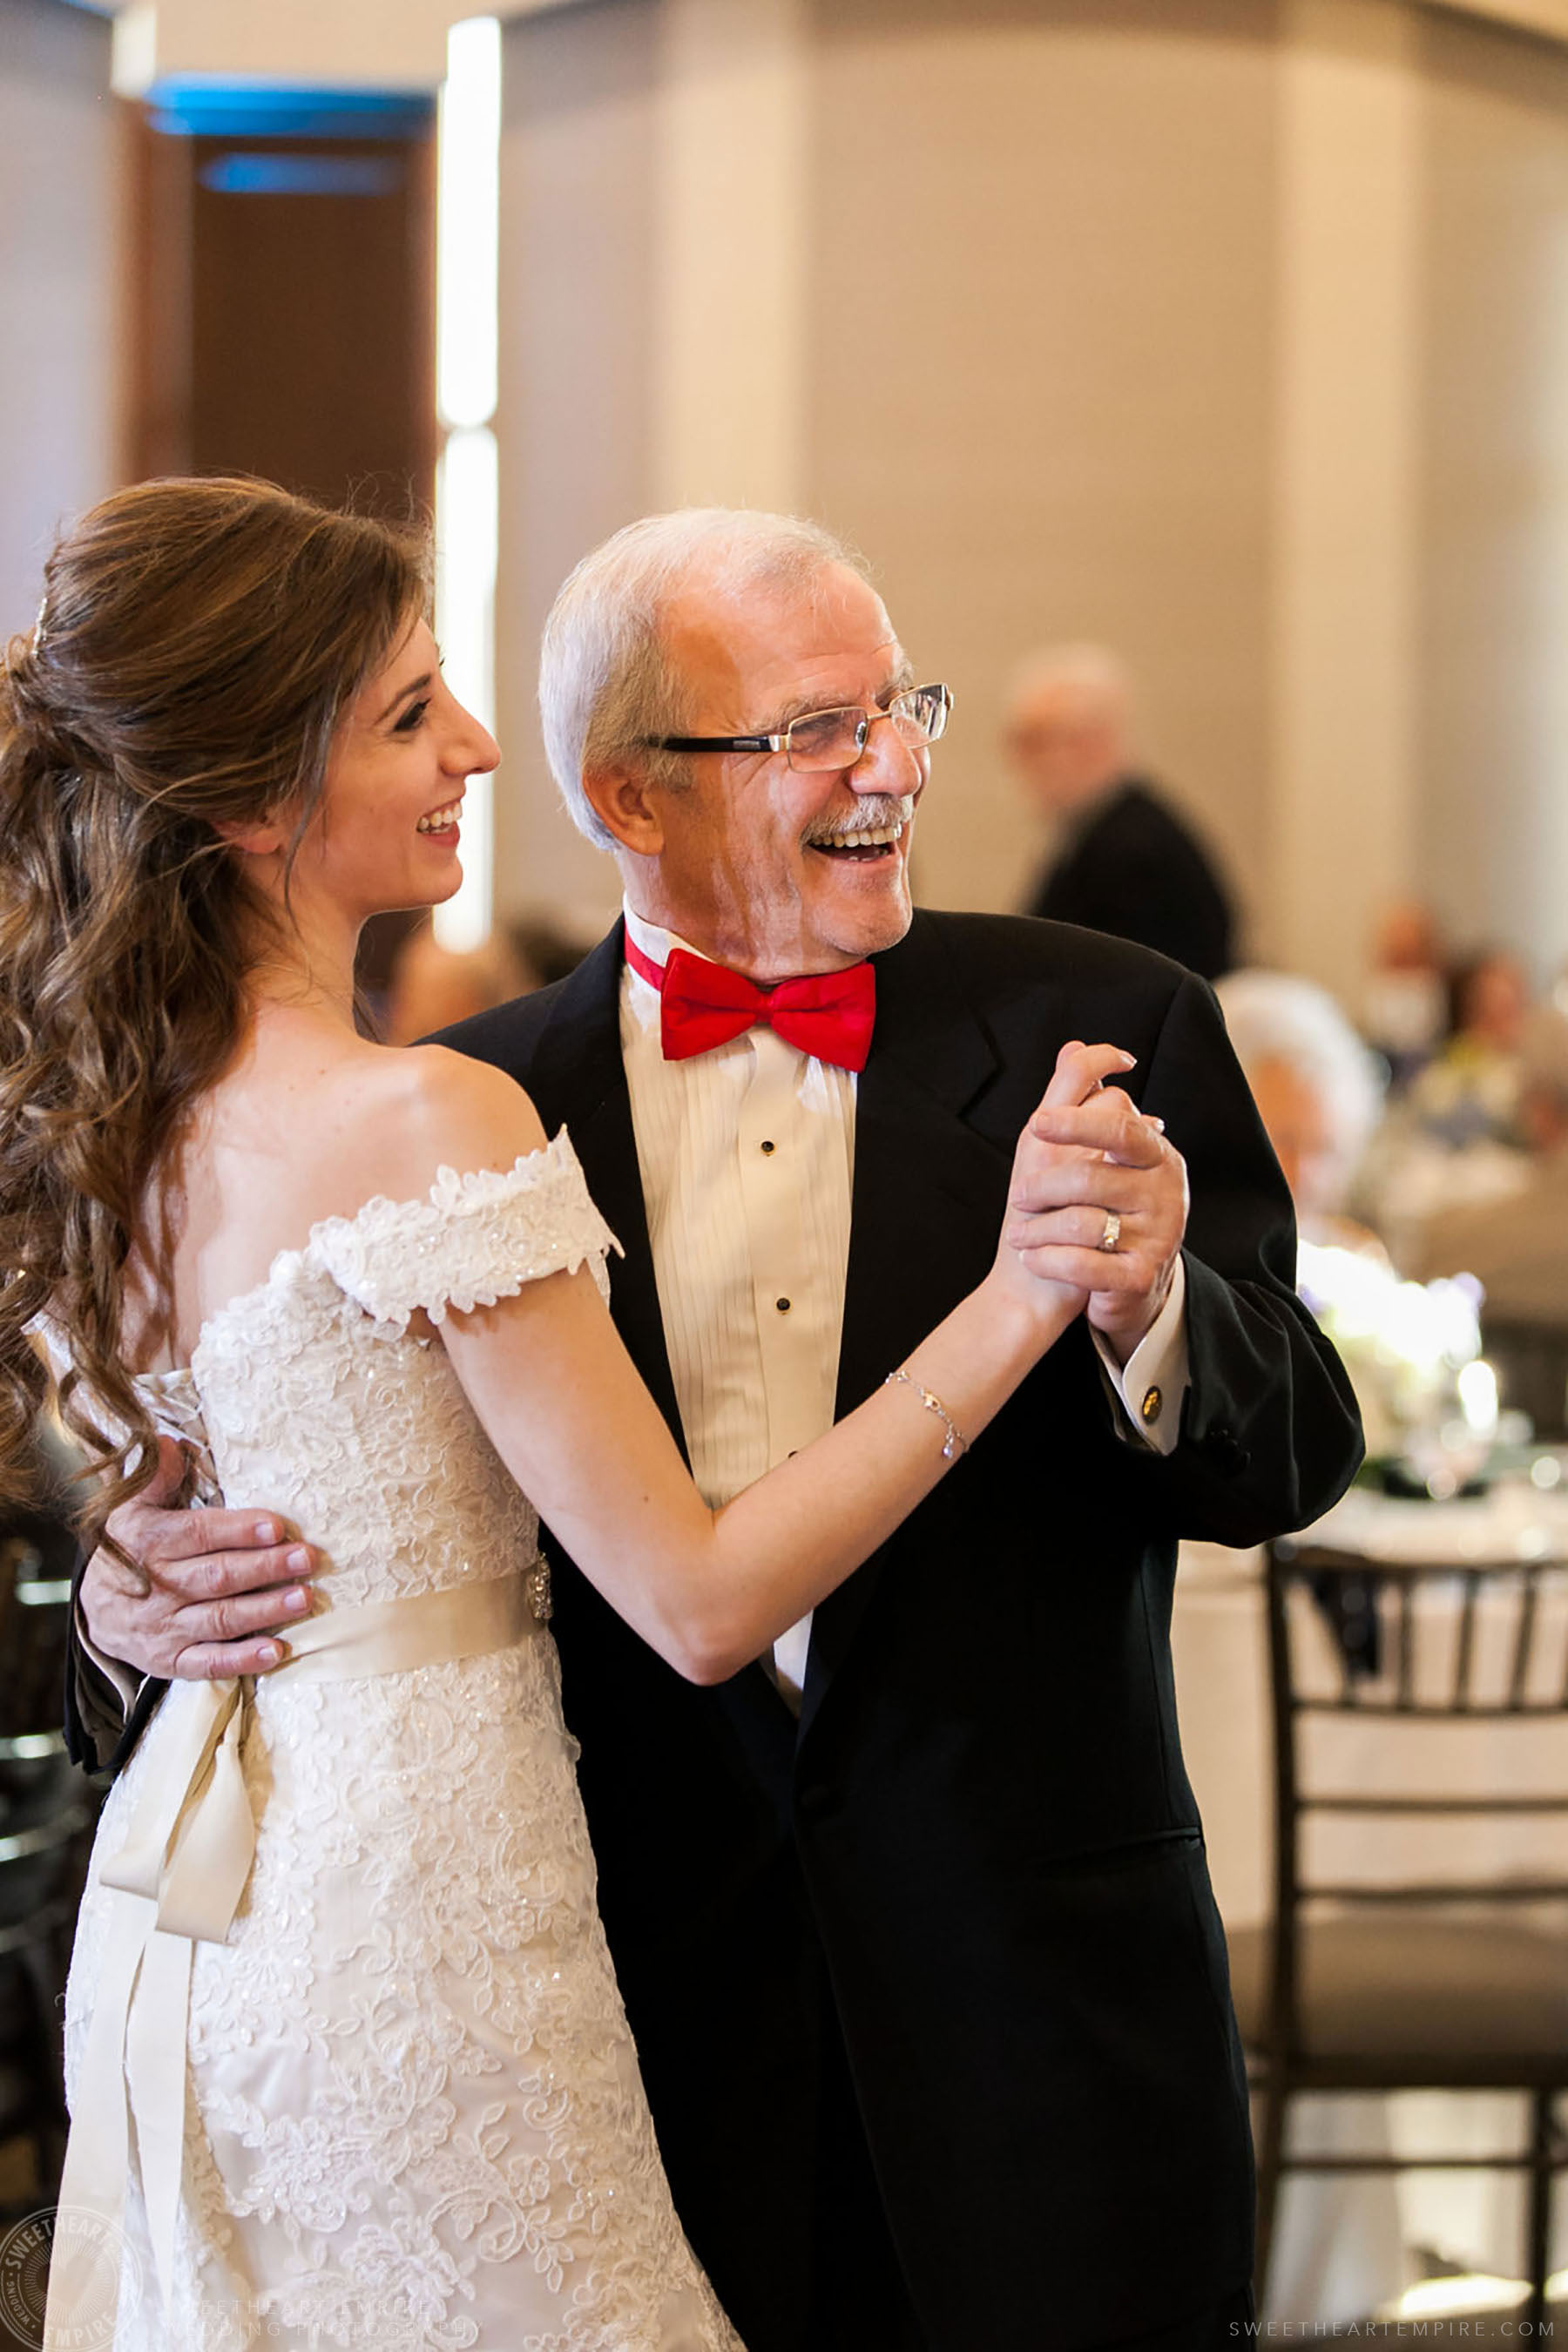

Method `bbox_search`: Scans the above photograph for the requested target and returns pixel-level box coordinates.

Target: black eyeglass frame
[645,681,953,767]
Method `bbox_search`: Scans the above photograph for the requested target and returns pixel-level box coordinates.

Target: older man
[1008,643,1236,981]
[73,512,1361,2352]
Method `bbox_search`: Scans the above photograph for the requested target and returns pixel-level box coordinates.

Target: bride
[0,477,1105,2351]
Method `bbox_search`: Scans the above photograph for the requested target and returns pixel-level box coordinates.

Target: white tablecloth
[1173,1484,1568,2321]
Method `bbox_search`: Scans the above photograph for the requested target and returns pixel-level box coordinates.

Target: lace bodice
[153,1133,618,1610]
[61,1137,742,2352]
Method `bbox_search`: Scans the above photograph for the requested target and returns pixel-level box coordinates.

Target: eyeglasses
[647,682,953,774]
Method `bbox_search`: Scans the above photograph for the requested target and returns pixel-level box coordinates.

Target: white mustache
[804,794,916,847]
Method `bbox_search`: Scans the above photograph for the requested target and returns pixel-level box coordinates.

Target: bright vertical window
[434,426,497,953]
[437,16,500,433]
[434,16,501,951]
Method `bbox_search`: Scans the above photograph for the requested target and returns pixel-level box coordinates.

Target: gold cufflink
[1140,1385,1162,1426]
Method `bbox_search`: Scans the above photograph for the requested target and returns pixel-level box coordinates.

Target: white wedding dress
[58,1137,744,2352]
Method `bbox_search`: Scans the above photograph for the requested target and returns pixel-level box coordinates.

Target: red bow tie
[625,933,876,1072]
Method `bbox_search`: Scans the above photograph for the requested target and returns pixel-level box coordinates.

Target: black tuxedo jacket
[439,910,1358,2348]
[65,909,1361,2351]
[1026,776,1236,982]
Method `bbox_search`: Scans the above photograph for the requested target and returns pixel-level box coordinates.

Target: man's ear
[583,765,666,857]
[212,814,287,858]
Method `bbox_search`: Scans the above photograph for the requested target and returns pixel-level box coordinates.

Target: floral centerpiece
[1296,1240,1497,1495]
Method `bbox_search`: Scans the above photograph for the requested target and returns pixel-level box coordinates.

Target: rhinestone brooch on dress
[525,1560,552,1622]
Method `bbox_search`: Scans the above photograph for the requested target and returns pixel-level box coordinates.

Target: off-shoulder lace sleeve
[309,1132,621,1335]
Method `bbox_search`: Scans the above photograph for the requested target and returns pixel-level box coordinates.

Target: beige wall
[111,0,596,93]
[1267,0,1422,990]
[1423,0,1568,38]
[15,0,1568,987]
[112,0,494,92]
[803,0,1279,937]
[496,0,663,934]
[0,0,118,640]
[1417,7,1568,972]
[494,0,1568,992]
[497,0,1282,948]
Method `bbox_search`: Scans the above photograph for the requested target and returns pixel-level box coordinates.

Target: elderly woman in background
[1213,969,1386,1254]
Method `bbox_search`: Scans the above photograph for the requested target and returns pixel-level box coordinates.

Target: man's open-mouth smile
[805,795,915,863]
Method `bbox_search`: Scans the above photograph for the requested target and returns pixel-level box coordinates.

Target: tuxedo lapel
[800,918,1012,1736]
[524,924,687,1460]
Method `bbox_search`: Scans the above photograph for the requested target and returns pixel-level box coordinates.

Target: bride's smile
[223,615,499,968]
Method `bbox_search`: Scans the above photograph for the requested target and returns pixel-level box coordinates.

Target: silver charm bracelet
[883,1368,970,1462]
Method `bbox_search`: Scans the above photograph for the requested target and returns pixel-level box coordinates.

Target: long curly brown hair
[0,475,429,1547]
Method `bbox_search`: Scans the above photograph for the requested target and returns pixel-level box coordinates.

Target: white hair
[1215,968,1386,1185]
[538,508,870,848]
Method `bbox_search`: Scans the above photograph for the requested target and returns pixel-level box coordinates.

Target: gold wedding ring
[1098,1210,1122,1253]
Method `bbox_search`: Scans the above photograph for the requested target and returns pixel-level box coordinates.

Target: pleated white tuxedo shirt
[619,906,1189,1707]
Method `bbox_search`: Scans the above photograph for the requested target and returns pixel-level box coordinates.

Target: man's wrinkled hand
[997,1041,1139,1327]
[80,1434,317,1683]
[1004,1044,1189,1363]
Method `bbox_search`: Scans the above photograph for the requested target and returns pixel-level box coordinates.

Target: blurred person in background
[382,914,536,1044]
[1006,642,1235,980]
[504,911,591,990]
[1214,970,1386,1255]
[1407,1005,1568,1317]
[1358,947,1537,1263]
[1405,947,1531,1150]
[382,913,588,1045]
[1361,898,1448,1090]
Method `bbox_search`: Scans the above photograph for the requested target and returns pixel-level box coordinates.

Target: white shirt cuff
[1090,1256,1189,1456]
[75,1601,144,1719]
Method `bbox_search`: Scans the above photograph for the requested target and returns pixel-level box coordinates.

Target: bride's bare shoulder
[349,1042,550,1180]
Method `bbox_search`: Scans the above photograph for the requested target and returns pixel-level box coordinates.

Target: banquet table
[1172,1474,1568,2323]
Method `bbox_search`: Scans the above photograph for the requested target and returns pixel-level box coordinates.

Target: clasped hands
[1000,1038,1190,1362]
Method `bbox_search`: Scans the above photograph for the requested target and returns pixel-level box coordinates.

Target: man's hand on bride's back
[80,1435,317,1682]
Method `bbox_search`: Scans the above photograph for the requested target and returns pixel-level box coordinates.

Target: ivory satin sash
[44,1572,541,2349]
